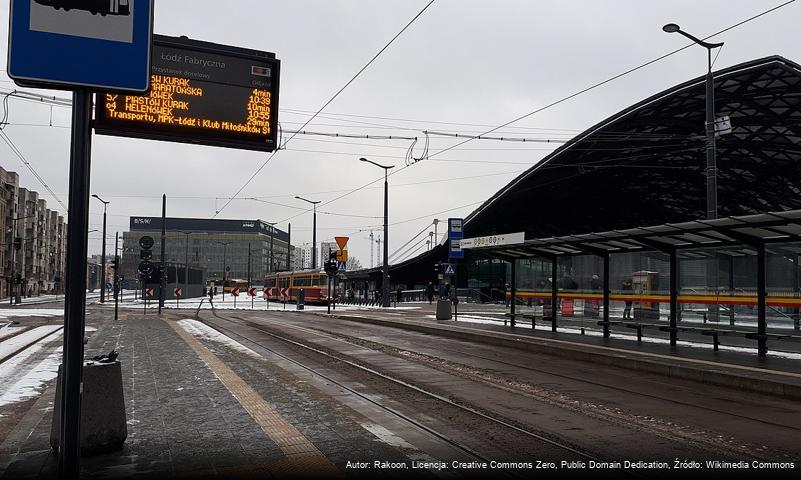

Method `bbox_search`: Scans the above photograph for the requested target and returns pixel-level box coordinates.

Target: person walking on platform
[425,282,435,304]
[622,278,634,319]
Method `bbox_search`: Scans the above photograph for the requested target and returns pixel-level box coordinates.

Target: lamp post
[360,157,394,308]
[664,23,725,324]
[295,196,321,269]
[662,23,724,220]
[91,194,109,303]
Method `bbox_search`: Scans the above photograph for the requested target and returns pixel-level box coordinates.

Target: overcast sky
[1,0,799,266]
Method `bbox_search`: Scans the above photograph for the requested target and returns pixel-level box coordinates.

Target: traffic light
[109,259,118,270]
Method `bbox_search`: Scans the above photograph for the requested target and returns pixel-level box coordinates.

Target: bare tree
[347,255,363,271]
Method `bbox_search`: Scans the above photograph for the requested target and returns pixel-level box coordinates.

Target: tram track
[215,313,796,462]
[281,317,801,434]
[0,325,62,365]
[200,312,636,478]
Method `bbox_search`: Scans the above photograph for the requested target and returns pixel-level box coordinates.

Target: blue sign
[442,263,455,275]
[105,282,113,290]
[448,218,464,259]
[8,0,154,91]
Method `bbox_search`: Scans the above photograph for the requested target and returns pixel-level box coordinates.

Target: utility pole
[376,236,381,266]
[247,242,251,291]
[369,231,374,268]
[158,194,165,313]
[114,231,119,321]
[91,195,109,303]
[295,196,320,269]
[183,232,191,298]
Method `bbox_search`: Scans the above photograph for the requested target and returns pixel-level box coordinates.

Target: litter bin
[436,299,452,320]
[50,360,127,456]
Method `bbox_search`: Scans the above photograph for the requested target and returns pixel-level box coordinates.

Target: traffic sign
[174,287,182,298]
[145,288,154,298]
[337,261,347,271]
[280,287,289,298]
[230,287,240,297]
[263,287,269,298]
[448,218,464,259]
[247,287,256,297]
[225,266,231,272]
[139,236,154,250]
[335,236,350,251]
[336,249,348,262]
[442,263,456,275]
[7,0,154,91]
[105,282,113,290]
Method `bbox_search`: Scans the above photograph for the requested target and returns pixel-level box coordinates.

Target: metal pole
[158,195,165,313]
[269,230,274,274]
[286,223,291,271]
[382,169,389,307]
[551,257,558,332]
[184,232,190,298]
[247,242,251,291]
[510,259,516,328]
[222,243,227,302]
[312,204,317,270]
[59,86,92,479]
[114,231,119,321]
[603,254,610,338]
[100,203,106,303]
[10,216,15,306]
[669,249,678,347]
[757,242,767,357]
[705,48,717,221]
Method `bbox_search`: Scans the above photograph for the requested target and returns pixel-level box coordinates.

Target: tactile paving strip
[169,320,341,477]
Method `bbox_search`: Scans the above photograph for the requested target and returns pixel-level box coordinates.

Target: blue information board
[448,217,464,259]
[7,0,153,92]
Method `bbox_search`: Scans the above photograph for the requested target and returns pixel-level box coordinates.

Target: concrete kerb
[316,312,801,401]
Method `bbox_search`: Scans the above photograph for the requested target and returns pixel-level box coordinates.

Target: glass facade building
[121,217,291,286]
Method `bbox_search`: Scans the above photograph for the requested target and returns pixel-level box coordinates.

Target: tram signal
[140,250,152,260]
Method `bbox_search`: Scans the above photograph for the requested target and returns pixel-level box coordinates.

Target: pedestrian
[425,282,435,304]
[445,283,451,299]
[396,287,403,303]
[622,278,633,319]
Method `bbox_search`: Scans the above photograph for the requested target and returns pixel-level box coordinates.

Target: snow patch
[177,319,262,359]
[362,423,415,449]
[0,325,62,359]
[0,331,63,407]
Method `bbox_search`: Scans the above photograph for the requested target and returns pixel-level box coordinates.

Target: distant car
[33,0,131,16]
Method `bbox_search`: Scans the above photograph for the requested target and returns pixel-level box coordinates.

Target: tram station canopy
[464,55,801,241]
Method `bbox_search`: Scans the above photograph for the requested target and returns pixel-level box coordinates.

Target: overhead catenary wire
[287,0,796,223]
[0,130,68,211]
[213,0,437,218]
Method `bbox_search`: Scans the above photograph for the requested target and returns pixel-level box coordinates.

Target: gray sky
[1,0,800,266]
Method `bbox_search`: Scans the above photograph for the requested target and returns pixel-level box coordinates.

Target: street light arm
[359,157,395,170]
[675,29,723,49]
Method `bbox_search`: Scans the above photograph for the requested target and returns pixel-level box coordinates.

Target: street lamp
[662,23,724,220]
[91,194,109,303]
[295,196,321,269]
[360,157,394,308]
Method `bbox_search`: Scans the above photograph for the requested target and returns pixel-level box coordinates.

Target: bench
[505,312,537,328]
[597,320,664,342]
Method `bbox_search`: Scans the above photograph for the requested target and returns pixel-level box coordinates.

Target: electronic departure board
[94,35,280,152]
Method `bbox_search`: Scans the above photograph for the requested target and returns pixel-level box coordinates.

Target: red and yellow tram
[263,269,337,304]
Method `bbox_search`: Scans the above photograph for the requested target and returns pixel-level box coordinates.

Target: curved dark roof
[464,55,801,239]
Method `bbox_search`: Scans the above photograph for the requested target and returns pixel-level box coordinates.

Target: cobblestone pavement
[0,308,430,479]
